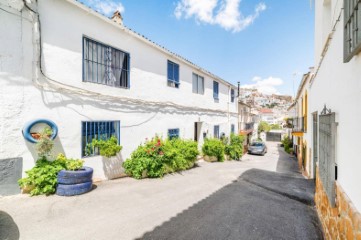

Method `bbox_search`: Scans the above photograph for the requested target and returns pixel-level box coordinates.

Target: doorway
[194,122,202,142]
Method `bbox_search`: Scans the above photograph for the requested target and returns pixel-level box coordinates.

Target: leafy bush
[282,136,293,154]
[202,138,225,162]
[18,154,84,196]
[91,136,122,158]
[123,136,199,179]
[35,127,54,157]
[225,134,245,160]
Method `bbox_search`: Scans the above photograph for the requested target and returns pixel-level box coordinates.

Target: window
[231,89,235,103]
[231,124,235,134]
[214,125,220,138]
[344,0,361,62]
[192,73,204,94]
[167,61,180,88]
[213,81,219,100]
[168,128,180,139]
[83,37,130,88]
[81,121,120,157]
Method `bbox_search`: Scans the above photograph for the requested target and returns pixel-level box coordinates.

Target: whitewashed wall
[311,0,361,212]
[0,0,238,180]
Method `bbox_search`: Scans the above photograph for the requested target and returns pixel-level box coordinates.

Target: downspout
[237,82,240,134]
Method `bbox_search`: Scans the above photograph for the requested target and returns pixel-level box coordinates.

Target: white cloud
[174,0,266,32]
[85,0,125,16]
[241,76,284,95]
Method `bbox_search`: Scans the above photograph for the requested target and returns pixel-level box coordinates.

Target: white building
[0,0,238,189]
[307,0,361,238]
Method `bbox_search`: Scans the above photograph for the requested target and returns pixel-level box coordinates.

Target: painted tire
[57,167,93,185]
[22,119,58,143]
[56,181,93,196]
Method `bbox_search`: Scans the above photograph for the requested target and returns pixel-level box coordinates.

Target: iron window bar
[83,37,130,88]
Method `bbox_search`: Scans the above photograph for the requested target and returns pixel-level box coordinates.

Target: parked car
[248,142,267,156]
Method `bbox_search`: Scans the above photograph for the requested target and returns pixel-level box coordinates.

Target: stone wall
[315,168,361,239]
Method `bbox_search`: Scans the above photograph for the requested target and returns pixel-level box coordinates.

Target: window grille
[213,81,219,100]
[168,128,180,139]
[192,73,204,94]
[344,0,361,62]
[81,121,120,157]
[167,61,180,88]
[319,107,337,207]
[83,37,130,88]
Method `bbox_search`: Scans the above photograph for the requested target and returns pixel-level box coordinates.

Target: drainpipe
[237,81,240,134]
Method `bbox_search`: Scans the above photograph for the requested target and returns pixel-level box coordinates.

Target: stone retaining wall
[315,168,361,239]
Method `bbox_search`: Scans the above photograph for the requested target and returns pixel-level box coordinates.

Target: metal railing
[292,117,305,132]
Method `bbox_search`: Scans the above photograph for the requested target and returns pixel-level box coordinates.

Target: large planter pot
[204,155,218,162]
[56,167,93,196]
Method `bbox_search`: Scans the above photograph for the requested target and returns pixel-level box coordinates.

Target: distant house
[259,108,277,125]
[290,72,312,178]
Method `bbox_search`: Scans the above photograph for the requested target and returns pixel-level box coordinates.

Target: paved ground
[0,142,323,240]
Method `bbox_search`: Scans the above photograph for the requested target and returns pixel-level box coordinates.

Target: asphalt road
[0,142,323,240]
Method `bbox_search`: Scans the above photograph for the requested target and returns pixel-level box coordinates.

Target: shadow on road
[0,211,20,240]
[138,143,323,240]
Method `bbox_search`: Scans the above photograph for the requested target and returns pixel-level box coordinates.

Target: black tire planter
[56,181,93,196]
[57,167,93,185]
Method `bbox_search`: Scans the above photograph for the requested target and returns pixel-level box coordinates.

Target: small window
[192,73,204,94]
[231,124,235,134]
[167,61,180,88]
[83,37,130,88]
[344,0,361,62]
[81,121,120,157]
[213,81,219,100]
[231,89,235,103]
[168,128,180,139]
[214,125,220,138]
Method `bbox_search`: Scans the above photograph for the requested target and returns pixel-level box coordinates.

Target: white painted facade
[310,0,361,212]
[0,0,238,180]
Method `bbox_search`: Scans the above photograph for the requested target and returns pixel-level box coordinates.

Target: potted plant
[18,127,94,196]
[202,138,225,162]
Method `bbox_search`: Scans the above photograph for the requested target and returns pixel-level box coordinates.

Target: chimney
[111,10,123,25]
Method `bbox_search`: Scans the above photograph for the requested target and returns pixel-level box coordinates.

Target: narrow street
[0,142,323,240]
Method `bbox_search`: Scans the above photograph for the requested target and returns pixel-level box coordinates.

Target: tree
[258,121,271,133]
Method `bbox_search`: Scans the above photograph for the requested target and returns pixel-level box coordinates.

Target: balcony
[239,122,254,135]
[292,117,305,136]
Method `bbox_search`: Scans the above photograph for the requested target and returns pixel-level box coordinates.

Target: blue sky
[80,0,314,96]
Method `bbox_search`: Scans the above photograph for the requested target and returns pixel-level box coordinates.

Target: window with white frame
[213,81,219,100]
[83,37,130,88]
[81,121,120,157]
[231,89,235,103]
[214,125,220,138]
[231,124,235,134]
[344,0,361,62]
[167,61,180,88]
[192,73,204,94]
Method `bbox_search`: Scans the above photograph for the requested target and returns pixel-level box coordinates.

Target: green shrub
[225,134,245,160]
[91,136,122,158]
[18,154,84,196]
[282,136,293,154]
[123,136,199,179]
[202,138,225,162]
